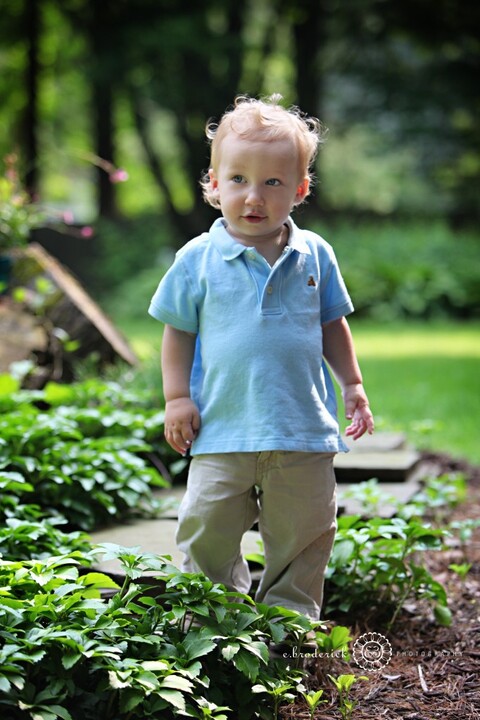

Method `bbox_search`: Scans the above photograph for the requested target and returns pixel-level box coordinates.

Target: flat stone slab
[341,431,408,453]
[90,518,262,577]
[334,432,421,482]
[334,449,421,483]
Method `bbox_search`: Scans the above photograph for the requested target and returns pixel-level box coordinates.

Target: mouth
[243,214,266,223]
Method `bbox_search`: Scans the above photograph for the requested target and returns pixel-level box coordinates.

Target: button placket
[243,249,269,306]
[260,249,292,313]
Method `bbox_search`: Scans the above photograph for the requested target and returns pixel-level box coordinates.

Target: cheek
[221,187,240,205]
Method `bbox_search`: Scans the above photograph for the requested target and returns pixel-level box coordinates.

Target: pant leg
[255,451,337,619]
[176,453,259,594]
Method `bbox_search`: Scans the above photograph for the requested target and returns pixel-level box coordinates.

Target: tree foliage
[0,0,479,236]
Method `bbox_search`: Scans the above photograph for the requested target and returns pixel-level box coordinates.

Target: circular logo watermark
[353,632,392,671]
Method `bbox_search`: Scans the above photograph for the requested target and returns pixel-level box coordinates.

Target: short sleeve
[319,243,354,325]
[148,256,199,333]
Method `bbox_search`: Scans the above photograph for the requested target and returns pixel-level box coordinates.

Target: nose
[245,185,264,206]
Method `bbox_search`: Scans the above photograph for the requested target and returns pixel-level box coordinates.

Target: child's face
[209,132,309,249]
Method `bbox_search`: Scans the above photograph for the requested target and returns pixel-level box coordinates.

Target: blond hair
[200,94,325,209]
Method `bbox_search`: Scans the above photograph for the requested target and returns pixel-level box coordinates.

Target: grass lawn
[118,317,480,465]
[345,320,480,464]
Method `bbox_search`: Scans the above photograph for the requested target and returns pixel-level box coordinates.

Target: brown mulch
[280,452,480,720]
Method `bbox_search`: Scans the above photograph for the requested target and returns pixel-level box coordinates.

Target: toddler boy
[149,95,374,621]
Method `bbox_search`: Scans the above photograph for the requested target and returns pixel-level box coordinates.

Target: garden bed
[281,453,480,720]
[1,370,478,720]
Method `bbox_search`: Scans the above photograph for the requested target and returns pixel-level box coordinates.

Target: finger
[345,421,366,441]
[166,435,186,455]
[345,410,370,440]
[192,409,201,434]
[360,407,375,434]
[165,426,190,455]
[344,401,356,421]
[182,422,196,445]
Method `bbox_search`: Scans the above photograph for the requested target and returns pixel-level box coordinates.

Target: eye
[231,175,245,183]
[266,178,281,186]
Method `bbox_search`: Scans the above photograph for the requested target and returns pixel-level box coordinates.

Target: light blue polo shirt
[149,217,354,455]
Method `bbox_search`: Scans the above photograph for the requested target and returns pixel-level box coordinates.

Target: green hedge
[317,220,480,320]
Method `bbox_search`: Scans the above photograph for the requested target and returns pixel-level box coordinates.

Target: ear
[294,178,309,205]
[209,168,219,191]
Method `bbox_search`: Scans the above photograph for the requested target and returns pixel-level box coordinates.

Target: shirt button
[266,285,273,294]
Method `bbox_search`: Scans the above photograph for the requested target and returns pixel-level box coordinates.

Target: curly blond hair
[200,94,325,209]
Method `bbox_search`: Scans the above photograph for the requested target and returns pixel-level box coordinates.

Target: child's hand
[164,397,201,455]
[343,383,374,441]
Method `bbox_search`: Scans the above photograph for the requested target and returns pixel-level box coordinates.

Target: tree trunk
[24,0,40,200]
[290,0,327,216]
[92,76,118,219]
[89,1,118,219]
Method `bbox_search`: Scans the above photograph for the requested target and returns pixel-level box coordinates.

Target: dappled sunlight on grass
[350,320,480,358]
[116,318,162,361]
[356,356,480,464]
[337,322,479,464]
[130,337,161,360]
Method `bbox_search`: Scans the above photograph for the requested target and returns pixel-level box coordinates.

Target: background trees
[1,0,479,272]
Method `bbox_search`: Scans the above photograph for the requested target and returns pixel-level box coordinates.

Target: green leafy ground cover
[0,376,171,536]
[1,369,478,719]
[0,549,321,720]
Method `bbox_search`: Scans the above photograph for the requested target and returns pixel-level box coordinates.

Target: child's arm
[161,324,201,455]
[322,316,374,440]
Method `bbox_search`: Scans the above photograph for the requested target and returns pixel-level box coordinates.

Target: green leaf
[30,708,73,720]
[235,612,257,632]
[434,603,452,627]
[0,676,11,693]
[182,635,216,660]
[0,374,19,397]
[330,539,356,564]
[45,706,73,720]
[141,660,170,673]
[108,670,132,689]
[61,652,83,670]
[233,650,260,681]
[221,642,240,661]
[43,383,77,405]
[119,688,144,714]
[135,670,159,691]
[244,641,269,664]
[329,625,352,650]
[160,675,194,693]
[80,572,121,590]
[157,689,186,712]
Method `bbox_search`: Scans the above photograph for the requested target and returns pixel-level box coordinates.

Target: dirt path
[281,453,480,720]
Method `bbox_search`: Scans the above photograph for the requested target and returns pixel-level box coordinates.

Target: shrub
[314,220,480,319]
[0,547,320,720]
[0,376,171,532]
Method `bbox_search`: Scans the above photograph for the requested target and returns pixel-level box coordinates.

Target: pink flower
[63,210,75,224]
[109,168,129,183]
[80,226,94,238]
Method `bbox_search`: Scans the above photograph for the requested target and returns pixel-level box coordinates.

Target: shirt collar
[210,216,311,260]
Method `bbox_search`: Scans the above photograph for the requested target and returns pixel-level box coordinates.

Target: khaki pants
[176,451,337,619]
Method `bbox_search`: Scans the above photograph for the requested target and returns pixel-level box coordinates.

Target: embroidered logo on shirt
[307,275,317,287]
